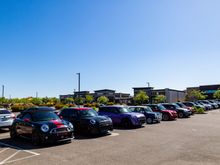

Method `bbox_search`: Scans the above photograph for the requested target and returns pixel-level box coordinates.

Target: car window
[69,109,78,116]
[129,107,135,112]
[60,109,69,116]
[21,113,32,121]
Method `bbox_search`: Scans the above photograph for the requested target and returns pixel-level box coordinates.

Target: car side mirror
[24,118,30,122]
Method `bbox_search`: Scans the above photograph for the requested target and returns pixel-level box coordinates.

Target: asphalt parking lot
[1,110,220,165]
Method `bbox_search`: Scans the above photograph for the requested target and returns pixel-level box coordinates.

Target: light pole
[2,85,4,98]
[76,73,81,94]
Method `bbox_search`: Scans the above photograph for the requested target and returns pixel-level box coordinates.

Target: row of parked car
[0,99,219,145]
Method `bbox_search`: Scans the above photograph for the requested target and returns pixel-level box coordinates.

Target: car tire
[10,128,18,139]
[122,118,132,128]
[162,114,169,121]
[178,112,184,118]
[32,131,41,146]
[146,118,153,124]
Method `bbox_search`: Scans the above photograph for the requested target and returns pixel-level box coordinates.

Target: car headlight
[41,124,49,132]
[90,119,96,125]
[68,122,73,129]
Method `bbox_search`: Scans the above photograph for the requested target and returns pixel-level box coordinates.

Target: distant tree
[65,97,74,104]
[185,90,207,101]
[97,96,109,105]
[214,90,220,99]
[154,95,166,103]
[75,97,84,105]
[31,98,43,105]
[133,91,149,105]
[85,95,94,103]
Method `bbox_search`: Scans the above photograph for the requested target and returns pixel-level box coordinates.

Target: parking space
[0,141,39,165]
[1,110,220,165]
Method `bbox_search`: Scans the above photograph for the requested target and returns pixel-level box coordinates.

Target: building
[186,84,220,99]
[60,89,131,104]
[59,94,74,102]
[133,87,186,103]
[94,89,131,104]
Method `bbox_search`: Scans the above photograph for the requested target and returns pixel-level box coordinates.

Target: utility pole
[76,73,81,94]
[2,85,4,98]
[36,92,38,98]
[147,82,150,87]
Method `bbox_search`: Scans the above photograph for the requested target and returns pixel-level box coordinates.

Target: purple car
[98,106,146,128]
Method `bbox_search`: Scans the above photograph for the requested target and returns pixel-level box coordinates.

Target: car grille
[50,126,71,134]
[99,120,112,127]
[138,117,146,124]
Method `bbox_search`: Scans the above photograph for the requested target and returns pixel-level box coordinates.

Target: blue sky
[0,0,220,98]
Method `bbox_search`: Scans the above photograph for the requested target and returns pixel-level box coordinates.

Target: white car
[0,109,15,129]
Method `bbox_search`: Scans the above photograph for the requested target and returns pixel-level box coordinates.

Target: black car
[10,107,74,145]
[128,106,162,124]
[162,103,191,118]
[59,107,113,135]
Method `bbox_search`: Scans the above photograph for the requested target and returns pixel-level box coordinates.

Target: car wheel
[146,118,153,124]
[178,112,184,118]
[10,128,18,139]
[122,118,132,128]
[32,131,41,146]
[162,114,169,121]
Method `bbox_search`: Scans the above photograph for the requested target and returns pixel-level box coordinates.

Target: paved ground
[1,110,220,165]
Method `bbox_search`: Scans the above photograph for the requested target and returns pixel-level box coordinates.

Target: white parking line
[0,148,9,154]
[109,132,119,137]
[0,151,20,165]
[0,142,40,165]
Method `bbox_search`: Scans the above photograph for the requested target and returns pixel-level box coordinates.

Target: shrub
[55,104,66,110]
[194,106,205,114]
[11,103,34,112]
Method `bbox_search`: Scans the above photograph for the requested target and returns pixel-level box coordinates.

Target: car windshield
[177,103,186,108]
[118,107,130,113]
[79,109,98,117]
[158,105,166,110]
[32,111,60,122]
[172,104,180,108]
[0,110,11,114]
[144,107,153,112]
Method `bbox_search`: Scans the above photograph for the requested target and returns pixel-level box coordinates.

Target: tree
[75,97,84,105]
[154,95,166,103]
[133,90,149,105]
[97,96,109,105]
[85,95,94,103]
[214,90,220,99]
[65,97,74,104]
[185,90,207,101]
[31,98,43,105]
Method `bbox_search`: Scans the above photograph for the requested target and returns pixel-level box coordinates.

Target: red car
[147,104,177,121]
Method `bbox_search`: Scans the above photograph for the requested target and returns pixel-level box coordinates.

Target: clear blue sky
[1,0,220,98]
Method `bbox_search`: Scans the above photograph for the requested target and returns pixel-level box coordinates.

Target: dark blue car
[128,106,162,124]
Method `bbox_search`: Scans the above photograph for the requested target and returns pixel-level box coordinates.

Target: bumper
[133,117,146,126]
[41,131,74,143]
[0,120,13,128]
[89,124,113,134]
[170,114,178,120]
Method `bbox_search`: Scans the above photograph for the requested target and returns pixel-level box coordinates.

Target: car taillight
[11,114,16,119]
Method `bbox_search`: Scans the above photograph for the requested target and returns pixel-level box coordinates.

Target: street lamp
[76,73,80,94]
[2,85,4,98]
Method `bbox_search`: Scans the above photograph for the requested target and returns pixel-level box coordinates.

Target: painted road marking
[109,132,119,137]
[0,142,40,165]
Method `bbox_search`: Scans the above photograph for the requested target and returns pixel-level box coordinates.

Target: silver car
[0,109,15,129]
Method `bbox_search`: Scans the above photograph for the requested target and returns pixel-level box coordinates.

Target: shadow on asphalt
[74,132,112,140]
[0,128,10,133]
[0,137,71,150]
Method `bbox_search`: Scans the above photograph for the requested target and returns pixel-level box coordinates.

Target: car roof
[22,106,55,113]
[64,107,93,111]
[100,105,125,108]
